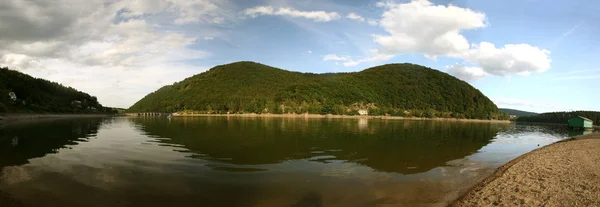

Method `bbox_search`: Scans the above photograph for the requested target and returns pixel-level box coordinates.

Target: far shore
[452,132,600,206]
[158,113,512,123]
[0,113,111,126]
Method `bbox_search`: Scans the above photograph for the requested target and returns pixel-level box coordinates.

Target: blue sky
[1,0,598,112]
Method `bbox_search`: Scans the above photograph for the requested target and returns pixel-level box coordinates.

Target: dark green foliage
[127,61,503,119]
[0,67,113,114]
[517,111,600,124]
[0,103,6,113]
[499,108,538,117]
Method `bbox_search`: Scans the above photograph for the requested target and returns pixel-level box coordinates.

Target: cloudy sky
[1,0,598,112]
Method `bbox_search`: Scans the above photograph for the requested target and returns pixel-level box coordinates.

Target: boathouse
[568,116,593,130]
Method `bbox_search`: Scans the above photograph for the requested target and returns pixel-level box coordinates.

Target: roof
[575,116,593,122]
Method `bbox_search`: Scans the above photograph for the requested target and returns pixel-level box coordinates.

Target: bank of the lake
[452,132,600,206]
[166,113,511,123]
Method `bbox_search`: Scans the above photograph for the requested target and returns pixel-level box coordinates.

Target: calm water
[0,117,568,206]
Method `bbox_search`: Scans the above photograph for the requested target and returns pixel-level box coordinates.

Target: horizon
[1,0,598,113]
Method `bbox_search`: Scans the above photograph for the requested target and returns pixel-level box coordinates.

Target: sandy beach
[165,113,511,123]
[452,133,600,206]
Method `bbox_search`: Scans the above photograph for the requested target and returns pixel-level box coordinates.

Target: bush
[369,108,382,116]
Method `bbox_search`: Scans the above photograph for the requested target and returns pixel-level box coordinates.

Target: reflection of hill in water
[0,119,103,168]
[133,117,504,174]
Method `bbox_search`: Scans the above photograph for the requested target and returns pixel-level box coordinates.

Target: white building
[358,109,368,116]
[8,92,16,101]
[71,100,82,107]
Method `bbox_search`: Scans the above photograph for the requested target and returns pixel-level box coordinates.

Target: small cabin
[358,109,368,116]
[568,116,593,130]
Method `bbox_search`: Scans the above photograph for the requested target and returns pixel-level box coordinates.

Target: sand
[452,133,600,207]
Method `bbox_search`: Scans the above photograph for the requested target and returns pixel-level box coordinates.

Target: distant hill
[128,61,508,120]
[517,111,600,124]
[0,67,115,114]
[499,108,538,117]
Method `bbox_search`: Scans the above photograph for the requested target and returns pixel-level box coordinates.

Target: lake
[0,117,569,206]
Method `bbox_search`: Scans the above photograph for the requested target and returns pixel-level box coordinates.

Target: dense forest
[128,61,509,120]
[516,111,600,124]
[0,67,117,114]
[499,108,538,117]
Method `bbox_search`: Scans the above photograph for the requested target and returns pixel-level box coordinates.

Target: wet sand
[452,133,600,206]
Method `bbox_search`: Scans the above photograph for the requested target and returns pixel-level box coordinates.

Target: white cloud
[307,50,313,54]
[346,13,365,22]
[72,19,204,67]
[0,0,216,108]
[373,0,486,58]
[204,36,214,40]
[346,13,378,26]
[463,42,551,76]
[446,64,487,81]
[119,0,234,25]
[244,6,340,22]
[0,54,41,70]
[334,0,552,79]
[323,54,349,61]
[26,59,205,109]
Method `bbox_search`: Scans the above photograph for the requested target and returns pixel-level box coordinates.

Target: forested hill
[516,111,600,124]
[0,67,115,113]
[128,61,508,119]
[499,108,538,117]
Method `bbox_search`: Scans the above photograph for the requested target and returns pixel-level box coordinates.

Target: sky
[1,0,599,113]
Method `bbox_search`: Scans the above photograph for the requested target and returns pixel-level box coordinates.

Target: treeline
[0,67,117,114]
[516,111,600,124]
[128,61,508,120]
[498,108,538,117]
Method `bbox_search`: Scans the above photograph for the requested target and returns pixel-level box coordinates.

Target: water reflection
[0,119,103,169]
[131,117,506,174]
[0,117,569,207]
[568,130,593,137]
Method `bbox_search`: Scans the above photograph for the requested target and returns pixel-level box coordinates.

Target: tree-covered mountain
[128,61,508,119]
[516,111,600,124]
[499,108,538,117]
[0,67,116,114]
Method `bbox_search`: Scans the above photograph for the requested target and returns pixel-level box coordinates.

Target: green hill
[0,67,115,114]
[517,111,600,124]
[128,61,507,119]
[499,108,538,117]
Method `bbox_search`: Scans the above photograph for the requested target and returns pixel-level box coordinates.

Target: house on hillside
[8,92,16,101]
[71,100,82,108]
[358,109,368,116]
[568,116,593,130]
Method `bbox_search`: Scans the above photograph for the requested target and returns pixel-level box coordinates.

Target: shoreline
[451,132,600,206]
[163,113,511,123]
[0,114,111,126]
